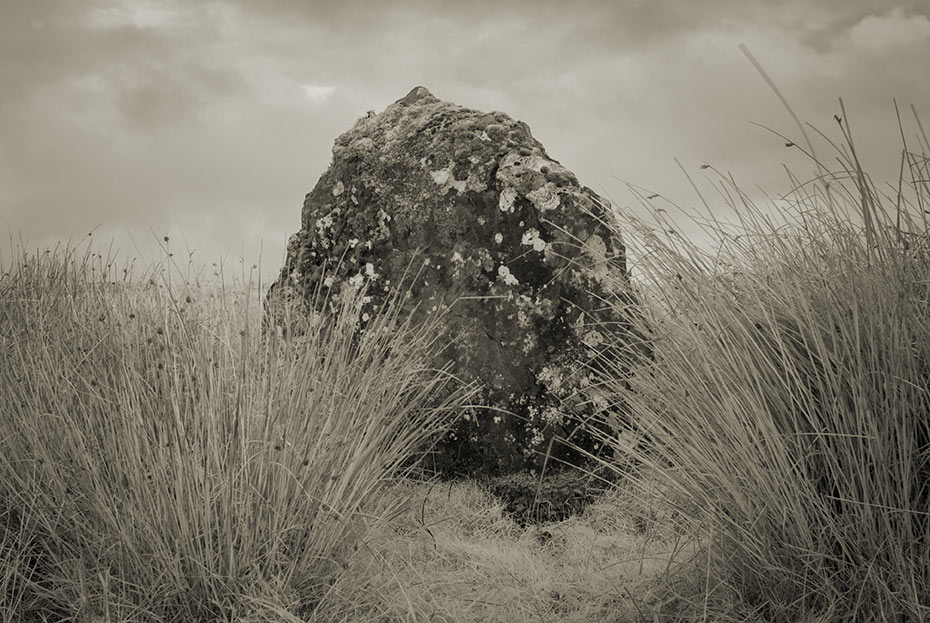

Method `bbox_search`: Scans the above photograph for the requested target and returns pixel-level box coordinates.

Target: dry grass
[307,476,696,623]
[0,243,472,622]
[586,112,930,621]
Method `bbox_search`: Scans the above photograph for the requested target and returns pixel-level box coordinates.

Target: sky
[1,0,928,282]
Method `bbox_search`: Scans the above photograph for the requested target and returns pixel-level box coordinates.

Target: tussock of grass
[0,243,472,622]
[589,115,930,621]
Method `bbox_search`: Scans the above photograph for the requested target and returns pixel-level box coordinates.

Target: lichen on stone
[581,234,610,283]
[499,188,518,213]
[497,264,519,286]
[520,227,547,252]
[527,183,561,212]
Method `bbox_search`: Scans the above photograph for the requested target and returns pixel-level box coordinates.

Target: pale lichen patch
[476,248,494,272]
[529,429,545,447]
[537,362,579,399]
[581,234,610,283]
[430,168,451,186]
[350,137,374,152]
[520,227,547,252]
[430,164,479,194]
[582,329,604,349]
[527,183,560,212]
[514,294,533,329]
[534,294,556,320]
[332,181,345,197]
[499,188,517,213]
[315,212,336,247]
[449,250,465,278]
[541,406,563,426]
[497,264,519,286]
[377,208,391,238]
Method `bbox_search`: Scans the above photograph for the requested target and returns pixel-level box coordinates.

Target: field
[2,116,930,622]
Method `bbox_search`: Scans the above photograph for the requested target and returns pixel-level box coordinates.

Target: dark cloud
[1,0,927,276]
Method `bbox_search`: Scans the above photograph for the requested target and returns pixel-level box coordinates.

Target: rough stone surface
[267,86,636,476]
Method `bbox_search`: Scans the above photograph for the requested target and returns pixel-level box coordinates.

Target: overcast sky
[2,0,928,281]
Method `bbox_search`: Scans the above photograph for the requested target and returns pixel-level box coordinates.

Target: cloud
[302,84,337,104]
[1,0,928,279]
[848,7,930,51]
[84,1,184,30]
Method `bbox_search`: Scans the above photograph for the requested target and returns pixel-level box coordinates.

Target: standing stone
[267,86,637,477]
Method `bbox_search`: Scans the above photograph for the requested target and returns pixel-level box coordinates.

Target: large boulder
[267,86,637,476]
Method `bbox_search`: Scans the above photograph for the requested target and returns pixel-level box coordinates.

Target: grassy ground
[307,476,696,623]
[2,112,930,621]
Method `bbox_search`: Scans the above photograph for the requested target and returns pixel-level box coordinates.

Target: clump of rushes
[0,241,473,622]
[587,113,930,621]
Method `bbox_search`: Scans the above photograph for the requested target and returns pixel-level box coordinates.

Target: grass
[0,243,472,621]
[305,476,695,623]
[2,109,930,622]
[583,110,930,621]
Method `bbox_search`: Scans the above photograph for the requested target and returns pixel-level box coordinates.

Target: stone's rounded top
[396,85,436,106]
